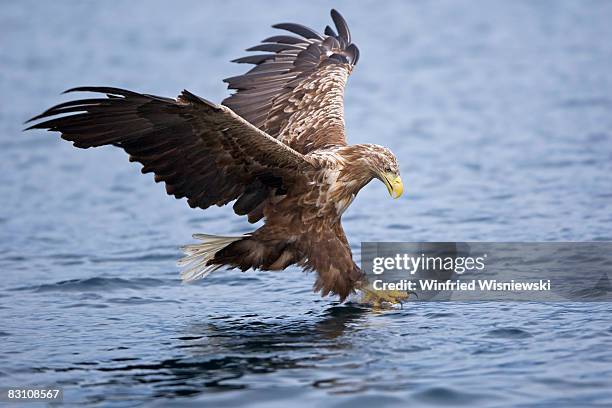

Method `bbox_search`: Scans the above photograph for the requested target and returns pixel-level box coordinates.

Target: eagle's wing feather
[223,9,359,154]
[26,87,313,212]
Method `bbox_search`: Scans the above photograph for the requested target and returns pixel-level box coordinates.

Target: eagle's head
[365,145,403,199]
[339,144,403,199]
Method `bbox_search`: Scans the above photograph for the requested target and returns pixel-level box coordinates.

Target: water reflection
[152,304,370,396]
[59,304,370,400]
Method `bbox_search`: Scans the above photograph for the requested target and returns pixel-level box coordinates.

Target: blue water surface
[1,0,612,406]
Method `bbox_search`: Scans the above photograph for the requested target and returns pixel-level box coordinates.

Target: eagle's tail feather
[179,234,245,282]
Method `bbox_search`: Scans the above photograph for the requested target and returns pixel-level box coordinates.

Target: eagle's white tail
[178,233,244,282]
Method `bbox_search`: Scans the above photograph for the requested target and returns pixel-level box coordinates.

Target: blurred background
[1,1,611,406]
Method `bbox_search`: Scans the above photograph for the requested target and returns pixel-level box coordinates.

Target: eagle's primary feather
[25,9,403,301]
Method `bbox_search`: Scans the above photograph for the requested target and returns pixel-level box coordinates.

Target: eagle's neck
[335,145,377,195]
[312,145,378,218]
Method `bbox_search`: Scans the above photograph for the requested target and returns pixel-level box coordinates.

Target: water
[1,0,612,406]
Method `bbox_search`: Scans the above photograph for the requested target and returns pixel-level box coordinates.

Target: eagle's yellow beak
[383,173,403,199]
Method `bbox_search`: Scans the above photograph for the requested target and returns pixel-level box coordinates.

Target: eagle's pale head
[338,144,403,199]
[365,144,403,199]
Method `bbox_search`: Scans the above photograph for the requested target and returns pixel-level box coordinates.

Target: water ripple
[11,277,170,292]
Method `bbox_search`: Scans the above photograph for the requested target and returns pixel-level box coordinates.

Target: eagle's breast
[320,165,357,217]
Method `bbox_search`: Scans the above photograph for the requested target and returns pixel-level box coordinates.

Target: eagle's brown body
[26,10,403,301]
[215,144,383,299]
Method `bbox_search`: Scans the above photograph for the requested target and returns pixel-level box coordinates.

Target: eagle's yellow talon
[359,283,410,308]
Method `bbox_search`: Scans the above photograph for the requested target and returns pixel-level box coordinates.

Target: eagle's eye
[384,165,393,173]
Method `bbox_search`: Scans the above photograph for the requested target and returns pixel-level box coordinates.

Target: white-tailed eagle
[26,9,404,302]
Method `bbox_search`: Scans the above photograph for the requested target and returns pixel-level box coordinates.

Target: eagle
[26,9,404,303]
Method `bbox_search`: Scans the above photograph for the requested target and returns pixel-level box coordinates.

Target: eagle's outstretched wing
[26,87,314,213]
[223,9,359,154]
